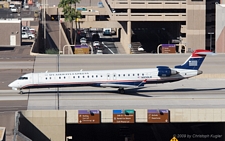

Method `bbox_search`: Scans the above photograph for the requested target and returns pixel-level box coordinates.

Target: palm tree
[58,0,81,45]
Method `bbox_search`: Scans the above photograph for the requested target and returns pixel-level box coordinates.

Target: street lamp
[208,32,214,51]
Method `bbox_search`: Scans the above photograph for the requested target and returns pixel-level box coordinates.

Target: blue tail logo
[175,49,212,70]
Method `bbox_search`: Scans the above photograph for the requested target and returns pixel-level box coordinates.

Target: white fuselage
[8,68,199,90]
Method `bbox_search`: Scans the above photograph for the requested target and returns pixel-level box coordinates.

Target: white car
[9,4,15,8]
[22,26,36,34]
[80,37,87,43]
[11,7,17,13]
[96,49,103,54]
[93,41,100,47]
[22,32,35,39]
[138,46,144,51]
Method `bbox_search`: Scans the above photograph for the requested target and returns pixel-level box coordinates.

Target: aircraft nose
[8,82,14,88]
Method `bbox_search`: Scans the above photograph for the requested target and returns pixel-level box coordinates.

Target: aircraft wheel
[118,88,125,94]
[19,90,23,94]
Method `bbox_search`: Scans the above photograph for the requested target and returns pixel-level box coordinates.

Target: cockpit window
[18,77,28,80]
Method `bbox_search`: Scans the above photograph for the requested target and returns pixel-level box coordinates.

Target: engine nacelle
[158,69,177,77]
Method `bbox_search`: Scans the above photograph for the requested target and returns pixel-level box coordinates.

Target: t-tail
[175,49,213,70]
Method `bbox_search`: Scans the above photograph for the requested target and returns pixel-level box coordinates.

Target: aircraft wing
[100,79,147,89]
[100,83,144,88]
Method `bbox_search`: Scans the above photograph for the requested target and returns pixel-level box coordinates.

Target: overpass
[44,0,206,54]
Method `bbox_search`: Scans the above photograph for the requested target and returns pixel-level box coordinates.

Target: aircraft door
[32,74,39,84]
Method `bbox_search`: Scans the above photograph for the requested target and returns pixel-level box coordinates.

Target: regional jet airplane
[8,49,212,94]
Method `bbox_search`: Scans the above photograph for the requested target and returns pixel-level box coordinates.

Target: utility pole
[59,14,61,52]
[57,53,59,110]
[208,32,214,51]
[44,0,46,48]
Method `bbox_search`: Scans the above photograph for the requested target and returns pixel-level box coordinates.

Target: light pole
[58,14,61,52]
[208,32,214,51]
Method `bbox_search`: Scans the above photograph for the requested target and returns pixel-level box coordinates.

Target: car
[24,4,29,9]
[22,32,35,39]
[11,7,17,13]
[22,26,36,34]
[93,41,100,47]
[80,37,87,43]
[103,30,111,36]
[96,49,103,54]
[9,4,15,8]
[138,46,144,51]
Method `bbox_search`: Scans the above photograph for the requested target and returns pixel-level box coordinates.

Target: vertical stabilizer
[174,49,212,70]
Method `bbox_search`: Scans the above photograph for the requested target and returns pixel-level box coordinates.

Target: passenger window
[128,74,130,76]
[78,76,80,78]
[142,73,144,76]
[59,77,61,79]
[133,74,135,76]
[83,76,85,78]
[73,76,75,78]
[96,75,98,78]
[46,77,47,80]
[118,74,120,77]
[123,74,125,76]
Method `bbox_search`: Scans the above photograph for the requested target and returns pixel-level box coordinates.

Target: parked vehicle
[80,37,87,43]
[9,4,15,8]
[10,7,17,13]
[93,41,100,47]
[96,49,103,54]
[138,46,144,51]
[22,26,36,34]
[103,30,111,36]
[22,32,35,39]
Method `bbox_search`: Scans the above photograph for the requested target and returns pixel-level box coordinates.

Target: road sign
[147,109,169,123]
[78,110,100,124]
[170,136,178,141]
[113,110,135,124]
[161,44,176,53]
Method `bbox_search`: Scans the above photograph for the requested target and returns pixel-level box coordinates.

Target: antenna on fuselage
[45,70,48,73]
[80,69,83,71]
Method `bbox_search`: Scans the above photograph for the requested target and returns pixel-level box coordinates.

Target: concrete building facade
[43,0,220,53]
[216,3,225,53]
[0,20,21,46]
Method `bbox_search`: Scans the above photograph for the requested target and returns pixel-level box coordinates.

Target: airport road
[32,54,225,74]
[1,79,225,110]
[1,53,225,110]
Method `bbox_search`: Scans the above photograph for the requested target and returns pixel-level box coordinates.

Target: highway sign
[147,109,169,123]
[78,110,100,124]
[113,110,135,124]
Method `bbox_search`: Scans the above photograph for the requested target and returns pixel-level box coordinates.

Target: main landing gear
[19,90,24,94]
[118,88,125,94]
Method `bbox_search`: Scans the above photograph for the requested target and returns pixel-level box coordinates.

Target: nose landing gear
[19,89,24,94]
